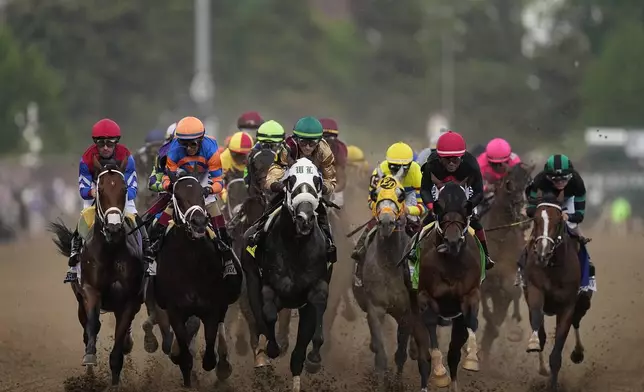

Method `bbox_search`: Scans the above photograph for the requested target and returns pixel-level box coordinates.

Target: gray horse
[352,172,412,388]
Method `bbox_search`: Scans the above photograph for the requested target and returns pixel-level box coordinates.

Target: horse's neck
[375,229,407,270]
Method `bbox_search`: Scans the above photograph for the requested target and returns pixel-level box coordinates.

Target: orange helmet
[175,116,205,140]
[228,132,254,154]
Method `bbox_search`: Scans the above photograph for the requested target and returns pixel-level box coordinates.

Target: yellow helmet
[385,142,414,165]
[347,145,365,162]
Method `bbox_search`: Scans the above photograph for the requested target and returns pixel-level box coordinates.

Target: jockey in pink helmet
[477,138,521,192]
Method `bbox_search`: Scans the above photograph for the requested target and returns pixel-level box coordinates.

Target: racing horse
[242,157,330,392]
[523,191,590,391]
[411,180,483,392]
[352,171,412,389]
[50,157,144,385]
[154,171,243,387]
[479,163,533,356]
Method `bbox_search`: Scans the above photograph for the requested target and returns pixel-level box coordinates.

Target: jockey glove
[202,186,213,197]
[321,183,329,195]
[270,181,285,193]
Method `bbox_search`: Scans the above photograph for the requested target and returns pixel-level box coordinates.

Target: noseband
[172,176,207,228]
[95,169,126,236]
[532,202,565,264]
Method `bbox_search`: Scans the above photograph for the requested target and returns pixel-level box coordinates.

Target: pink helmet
[486,138,512,163]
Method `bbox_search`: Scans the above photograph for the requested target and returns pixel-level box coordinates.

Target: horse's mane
[534,190,562,207]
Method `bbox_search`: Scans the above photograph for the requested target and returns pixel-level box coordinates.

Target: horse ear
[92,154,102,173]
[287,175,297,191]
[430,173,443,188]
[313,176,322,193]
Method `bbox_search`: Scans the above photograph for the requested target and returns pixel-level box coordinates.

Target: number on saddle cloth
[564,224,593,292]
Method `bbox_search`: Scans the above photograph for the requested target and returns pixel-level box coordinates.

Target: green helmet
[544,154,573,176]
[293,116,323,139]
[256,120,285,142]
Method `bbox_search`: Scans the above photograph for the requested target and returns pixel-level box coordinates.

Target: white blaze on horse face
[107,213,122,225]
[540,209,549,256]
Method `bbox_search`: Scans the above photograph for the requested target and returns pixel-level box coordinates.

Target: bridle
[171,176,207,235]
[434,184,471,239]
[95,169,126,237]
[532,202,565,265]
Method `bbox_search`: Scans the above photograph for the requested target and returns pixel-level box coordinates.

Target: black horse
[50,157,144,386]
[242,157,330,392]
[155,172,243,387]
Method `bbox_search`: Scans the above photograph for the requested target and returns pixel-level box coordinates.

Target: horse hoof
[161,331,174,355]
[216,360,233,380]
[570,349,584,364]
[123,333,134,355]
[305,357,322,374]
[526,336,541,352]
[202,352,217,372]
[267,340,281,359]
[431,373,451,388]
[462,356,480,372]
[82,354,97,366]
[254,351,271,368]
[142,320,159,353]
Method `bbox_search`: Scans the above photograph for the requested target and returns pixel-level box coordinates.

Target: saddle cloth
[565,226,595,292]
[409,221,485,290]
[78,206,142,260]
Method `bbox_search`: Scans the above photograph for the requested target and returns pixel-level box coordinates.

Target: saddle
[77,206,143,261]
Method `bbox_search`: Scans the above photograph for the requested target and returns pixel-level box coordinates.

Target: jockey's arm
[367,167,380,211]
[419,163,435,211]
[206,151,224,195]
[78,158,95,200]
[148,156,164,192]
[318,141,337,195]
[265,146,288,192]
[568,172,586,224]
[467,154,485,207]
[405,163,426,217]
[161,155,179,191]
[124,155,138,201]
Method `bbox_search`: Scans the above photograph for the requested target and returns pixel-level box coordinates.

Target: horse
[523,190,590,391]
[154,171,243,387]
[49,157,144,386]
[411,180,483,392]
[352,171,412,388]
[242,157,330,392]
[479,163,534,356]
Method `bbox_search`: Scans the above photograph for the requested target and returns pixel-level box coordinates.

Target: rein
[172,176,206,227]
[485,217,533,232]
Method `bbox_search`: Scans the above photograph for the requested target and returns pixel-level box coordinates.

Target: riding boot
[65,230,82,283]
[473,226,495,270]
[316,204,336,263]
[136,215,155,265]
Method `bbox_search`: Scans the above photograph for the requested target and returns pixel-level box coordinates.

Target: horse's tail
[47,220,74,257]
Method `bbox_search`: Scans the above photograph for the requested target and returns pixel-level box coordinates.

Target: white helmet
[165,122,177,141]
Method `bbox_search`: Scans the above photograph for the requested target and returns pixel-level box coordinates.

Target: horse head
[248,148,277,200]
[494,163,534,219]
[372,169,406,238]
[531,190,565,266]
[92,155,128,243]
[284,157,322,237]
[434,178,471,255]
[169,169,208,239]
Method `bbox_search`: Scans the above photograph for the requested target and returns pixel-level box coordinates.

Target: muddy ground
[1,224,643,391]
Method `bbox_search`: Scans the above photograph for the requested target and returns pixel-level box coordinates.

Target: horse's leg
[261,285,281,359]
[167,310,193,387]
[341,287,357,321]
[508,285,525,342]
[538,324,549,376]
[201,314,219,372]
[424,309,450,388]
[481,291,510,361]
[548,307,575,391]
[461,291,481,373]
[81,286,101,366]
[570,294,591,364]
[76,295,89,348]
[216,321,234,380]
[142,277,159,353]
[394,313,411,375]
[156,305,174,355]
[239,290,259,356]
[289,303,317,392]
[525,286,545,353]
[243,259,270,366]
[447,316,469,392]
[109,300,140,385]
[306,280,329,374]
[365,302,387,383]
[411,313,431,392]
[277,308,292,356]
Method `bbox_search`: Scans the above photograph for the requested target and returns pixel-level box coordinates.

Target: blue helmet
[145,129,165,143]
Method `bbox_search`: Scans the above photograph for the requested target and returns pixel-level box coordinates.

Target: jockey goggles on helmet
[546,172,572,182]
[388,163,410,174]
[94,137,119,148]
[178,138,201,149]
[296,137,320,147]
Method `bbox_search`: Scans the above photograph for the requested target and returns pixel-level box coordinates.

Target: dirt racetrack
[1,230,643,392]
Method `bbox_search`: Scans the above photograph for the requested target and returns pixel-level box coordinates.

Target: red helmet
[436,131,466,157]
[319,118,339,136]
[92,118,121,139]
[237,111,263,129]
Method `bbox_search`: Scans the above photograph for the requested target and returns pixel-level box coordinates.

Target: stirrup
[64,271,77,283]
[485,256,495,270]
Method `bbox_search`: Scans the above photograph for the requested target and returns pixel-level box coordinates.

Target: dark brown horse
[479,163,533,356]
[523,191,590,391]
[155,172,242,387]
[50,157,144,386]
[412,181,482,392]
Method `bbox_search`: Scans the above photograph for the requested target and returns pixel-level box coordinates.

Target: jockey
[238,111,264,138]
[252,116,337,263]
[148,122,177,193]
[243,120,286,187]
[64,119,154,282]
[219,131,253,204]
[520,154,595,294]
[320,118,348,208]
[419,130,495,270]
[352,142,426,287]
[477,138,522,192]
[146,116,233,276]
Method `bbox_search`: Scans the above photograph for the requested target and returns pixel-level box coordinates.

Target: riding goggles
[440,156,462,164]
[258,141,280,151]
[546,173,572,182]
[295,137,320,147]
[94,138,119,148]
[388,163,411,174]
[178,138,201,149]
